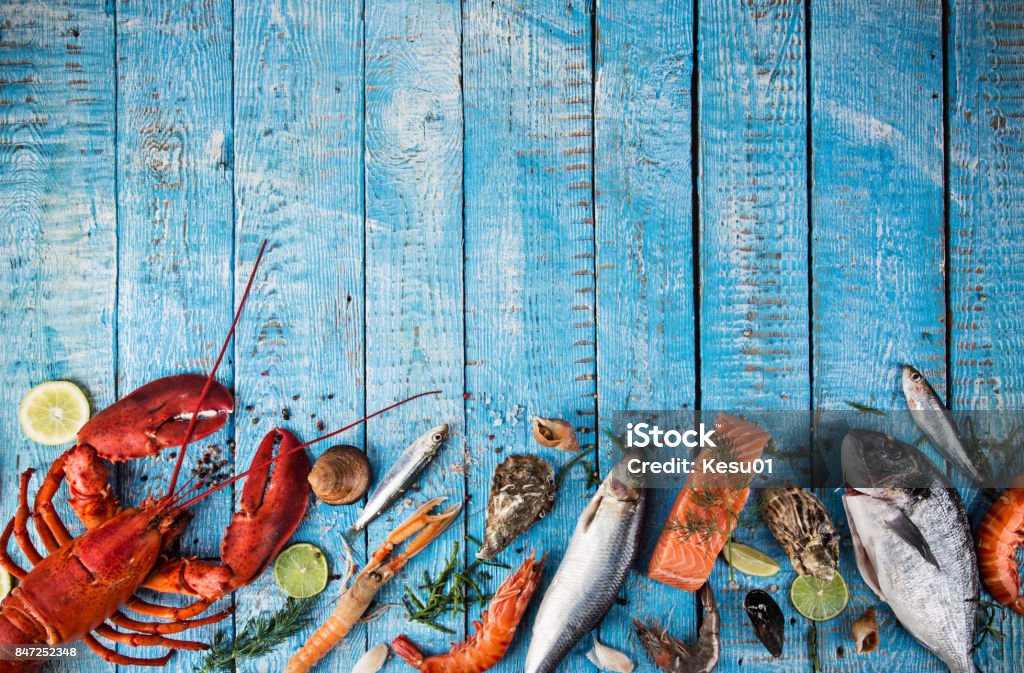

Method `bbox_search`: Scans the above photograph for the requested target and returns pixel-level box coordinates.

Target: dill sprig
[401,543,508,633]
[555,445,597,488]
[197,597,318,673]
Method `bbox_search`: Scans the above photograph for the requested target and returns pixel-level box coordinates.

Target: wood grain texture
[232,0,365,670]
[810,0,945,670]
[949,1,1024,670]
[0,1,116,671]
[594,0,696,667]
[115,0,234,669]
[699,0,810,671]
[364,0,465,665]
[463,1,596,671]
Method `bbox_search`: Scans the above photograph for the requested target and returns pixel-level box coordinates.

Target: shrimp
[633,584,720,673]
[391,552,545,673]
[977,479,1024,616]
[284,498,461,673]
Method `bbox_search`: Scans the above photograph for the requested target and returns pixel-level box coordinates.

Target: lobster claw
[221,429,311,587]
[77,374,233,460]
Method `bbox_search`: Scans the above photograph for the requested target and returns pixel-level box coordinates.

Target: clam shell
[478,454,556,560]
[762,486,839,582]
[308,445,371,505]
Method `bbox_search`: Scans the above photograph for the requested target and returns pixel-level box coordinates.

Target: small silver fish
[524,453,645,673]
[348,424,449,534]
[842,430,978,673]
[901,365,985,485]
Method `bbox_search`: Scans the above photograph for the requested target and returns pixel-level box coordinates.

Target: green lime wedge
[723,542,781,577]
[0,567,11,600]
[790,572,849,621]
[19,381,90,445]
[274,543,328,599]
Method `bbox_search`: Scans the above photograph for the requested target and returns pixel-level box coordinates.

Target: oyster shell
[762,486,839,582]
[478,454,556,560]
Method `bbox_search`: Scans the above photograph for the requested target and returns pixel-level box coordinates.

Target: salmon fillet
[647,413,771,591]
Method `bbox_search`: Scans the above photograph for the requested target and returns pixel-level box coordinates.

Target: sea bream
[901,364,985,485]
[841,430,978,673]
[524,453,645,673]
[348,424,449,535]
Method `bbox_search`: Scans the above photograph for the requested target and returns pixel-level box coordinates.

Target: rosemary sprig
[402,543,504,633]
[809,623,821,673]
[974,598,1006,651]
[844,401,886,416]
[197,597,318,673]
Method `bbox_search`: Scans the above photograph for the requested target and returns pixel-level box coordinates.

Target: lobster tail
[391,635,426,670]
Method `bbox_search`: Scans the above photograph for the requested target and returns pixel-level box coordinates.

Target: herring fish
[842,430,978,673]
[524,453,645,673]
[901,364,985,485]
[348,424,449,534]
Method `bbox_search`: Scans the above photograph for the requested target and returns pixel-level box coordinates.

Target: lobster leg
[125,596,214,621]
[0,520,27,579]
[82,633,171,667]
[109,608,232,635]
[13,472,42,565]
[94,624,206,651]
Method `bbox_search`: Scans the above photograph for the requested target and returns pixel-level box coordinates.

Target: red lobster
[0,243,438,671]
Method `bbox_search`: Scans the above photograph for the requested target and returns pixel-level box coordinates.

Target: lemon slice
[0,567,11,600]
[790,572,849,621]
[723,542,781,577]
[274,543,328,599]
[19,381,90,445]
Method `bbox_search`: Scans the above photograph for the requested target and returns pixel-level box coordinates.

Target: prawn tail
[391,635,427,670]
[285,612,356,673]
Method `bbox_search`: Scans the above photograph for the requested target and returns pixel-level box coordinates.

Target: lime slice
[0,567,11,600]
[19,381,90,445]
[723,542,781,577]
[790,572,849,621]
[274,543,328,598]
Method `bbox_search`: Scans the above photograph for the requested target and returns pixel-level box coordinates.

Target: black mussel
[744,589,785,658]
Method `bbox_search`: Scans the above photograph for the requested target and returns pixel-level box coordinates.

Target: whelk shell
[532,416,579,452]
[478,454,556,560]
[852,607,879,654]
[762,486,839,582]
[308,445,371,506]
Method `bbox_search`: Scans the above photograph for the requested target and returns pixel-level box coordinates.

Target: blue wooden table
[1,1,1022,672]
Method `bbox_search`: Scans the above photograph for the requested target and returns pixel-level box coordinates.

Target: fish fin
[886,510,941,569]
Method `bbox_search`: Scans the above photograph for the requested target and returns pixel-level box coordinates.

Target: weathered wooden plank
[0,1,115,671]
[699,0,810,671]
[594,0,696,668]
[810,0,945,670]
[232,0,365,670]
[363,0,464,665]
[115,0,234,669]
[463,1,595,671]
[949,1,1024,669]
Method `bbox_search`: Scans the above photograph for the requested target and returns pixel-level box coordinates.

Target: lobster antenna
[170,390,443,510]
[165,239,269,498]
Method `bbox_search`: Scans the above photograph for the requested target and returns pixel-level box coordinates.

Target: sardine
[841,430,978,673]
[524,453,645,673]
[348,424,449,534]
[901,364,985,485]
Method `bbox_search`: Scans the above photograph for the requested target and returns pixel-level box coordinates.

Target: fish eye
[432,432,445,443]
[883,441,904,460]
[910,371,921,382]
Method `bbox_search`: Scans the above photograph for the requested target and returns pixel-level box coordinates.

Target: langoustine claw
[977,478,1024,615]
[633,584,720,673]
[391,551,546,673]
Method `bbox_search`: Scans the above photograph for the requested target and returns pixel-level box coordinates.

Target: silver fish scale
[524,474,645,673]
